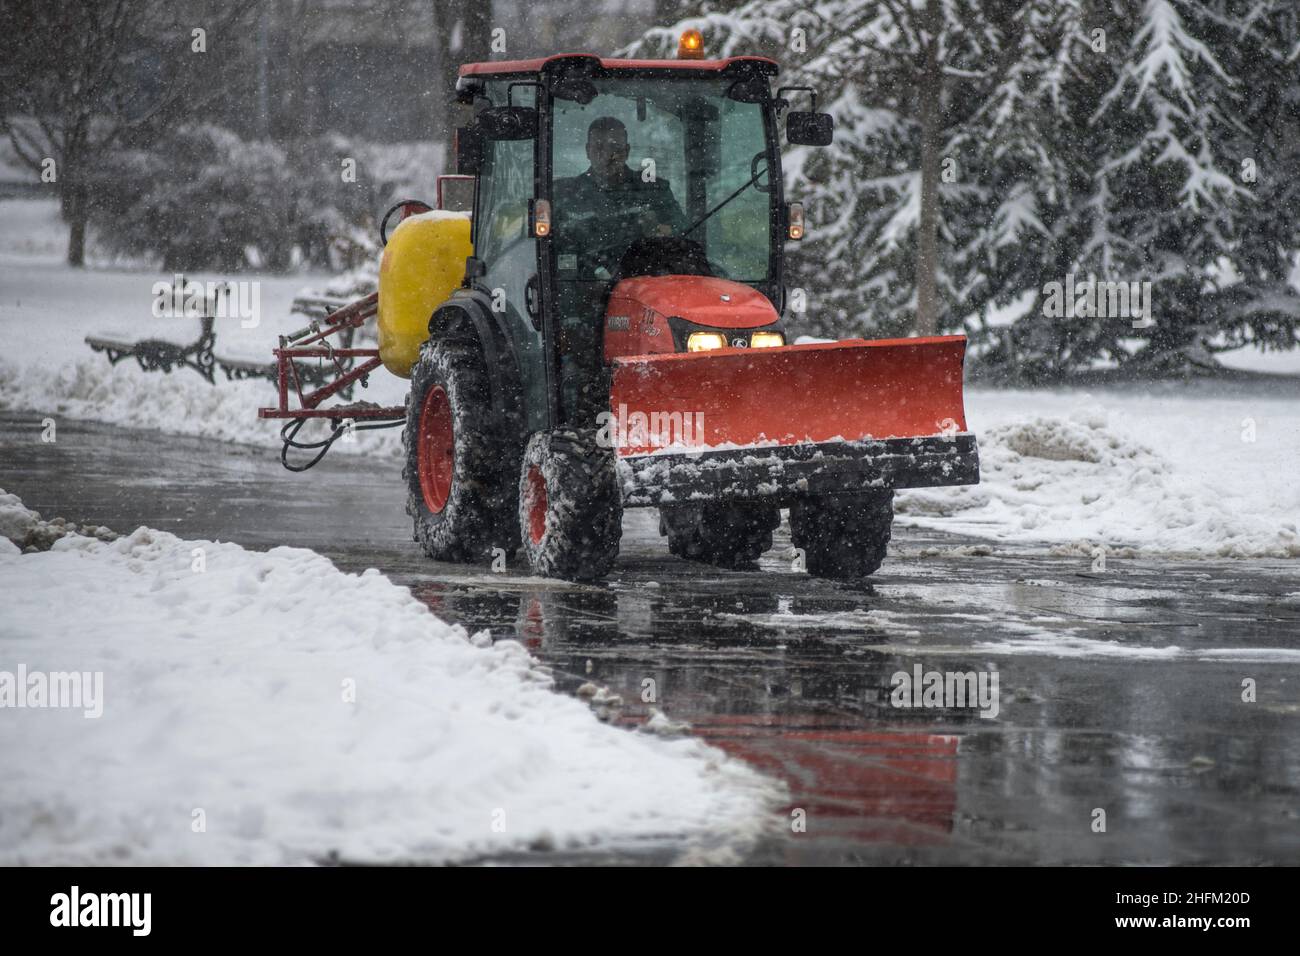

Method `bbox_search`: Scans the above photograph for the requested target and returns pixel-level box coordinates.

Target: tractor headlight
[750,331,785,348]
[687,331,727,352]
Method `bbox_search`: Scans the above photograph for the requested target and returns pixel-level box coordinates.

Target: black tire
[403,341,520,563]
[789,490,895,580]
[659,502,779,570]
[519,428,622,581]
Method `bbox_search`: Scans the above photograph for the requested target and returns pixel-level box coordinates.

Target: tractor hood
[611,275,779,330]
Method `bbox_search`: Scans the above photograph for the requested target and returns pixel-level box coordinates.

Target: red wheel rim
[417,385,453,513]
[525,464,548,545]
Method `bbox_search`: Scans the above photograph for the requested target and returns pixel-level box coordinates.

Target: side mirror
[455,126,483,174]
[478,105,538,141]
[787,111,834,146]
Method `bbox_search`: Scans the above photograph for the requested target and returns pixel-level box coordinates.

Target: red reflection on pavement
[694,714,959,845]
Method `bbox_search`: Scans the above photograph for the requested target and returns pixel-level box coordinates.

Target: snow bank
[898,391,1300,557]
[0,354,403,458]
[0,488,115,551]
[0,201,405,458]
[0,491,778,864]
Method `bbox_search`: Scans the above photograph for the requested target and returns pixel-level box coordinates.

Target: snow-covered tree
[993,0,1300,376]
[626,1,1091,340]
[1189,0,1300,360]
[629,0,1300,376]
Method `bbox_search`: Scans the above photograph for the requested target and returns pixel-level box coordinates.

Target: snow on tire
[789,490,895,580]
[403,341,520,563]
[659,502,779,570]
[519,428,622,581]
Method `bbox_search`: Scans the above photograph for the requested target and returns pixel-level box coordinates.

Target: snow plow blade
[608,335,979,507]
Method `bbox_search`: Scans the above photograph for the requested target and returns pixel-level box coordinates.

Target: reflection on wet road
[5,414,1300,863]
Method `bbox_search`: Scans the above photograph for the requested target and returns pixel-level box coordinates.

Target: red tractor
[260,35,979,582]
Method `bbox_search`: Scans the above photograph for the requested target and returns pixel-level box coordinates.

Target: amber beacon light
[678,29,704,59]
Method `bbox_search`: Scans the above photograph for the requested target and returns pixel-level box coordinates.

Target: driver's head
[586,117,629,186]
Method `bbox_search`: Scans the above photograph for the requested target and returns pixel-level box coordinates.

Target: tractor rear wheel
[789,490,895,580]
[519,428,622,581]
[403,341,520,563]
[659,502,779,570]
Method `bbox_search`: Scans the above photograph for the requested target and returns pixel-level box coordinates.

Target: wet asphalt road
[3,411,1300,865]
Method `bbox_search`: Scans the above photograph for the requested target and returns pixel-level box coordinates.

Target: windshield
[550,75,772,283]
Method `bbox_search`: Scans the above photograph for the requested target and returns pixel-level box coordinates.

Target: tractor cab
[260,37,978,584]
[454,48,833,428]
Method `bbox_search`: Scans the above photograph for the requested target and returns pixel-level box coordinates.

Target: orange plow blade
[609,335,971,456]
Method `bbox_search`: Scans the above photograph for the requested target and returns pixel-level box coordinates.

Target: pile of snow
[0,491,778,864]
[0,489,115,552]
[995,413,1139,463]
[899,392,1300,557]
[0,488,43,550]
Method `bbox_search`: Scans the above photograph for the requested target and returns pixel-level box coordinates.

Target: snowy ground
[0,489,779,865]
[3,194,1298,560]
[6,426,1299,865]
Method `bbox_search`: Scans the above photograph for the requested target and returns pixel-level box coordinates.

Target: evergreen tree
[629,0,1300,375]
[627,1,1080,341]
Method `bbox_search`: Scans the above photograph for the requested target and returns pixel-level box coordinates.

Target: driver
[553,117,686,273]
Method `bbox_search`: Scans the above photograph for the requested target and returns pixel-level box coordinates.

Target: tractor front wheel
[403,341,520,563]
[519,429,622,581]
[789,490,895,580]
[659,502,779,570]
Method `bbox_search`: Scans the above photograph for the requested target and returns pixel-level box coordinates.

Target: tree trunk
[462,0,492,64]
[63,123,90,268]
[431,0,456,172]
[65,181,87,267]
[914,17,942,337]
[432,0,492,173]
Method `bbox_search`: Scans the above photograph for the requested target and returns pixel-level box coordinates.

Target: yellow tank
[377,212,473,378]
